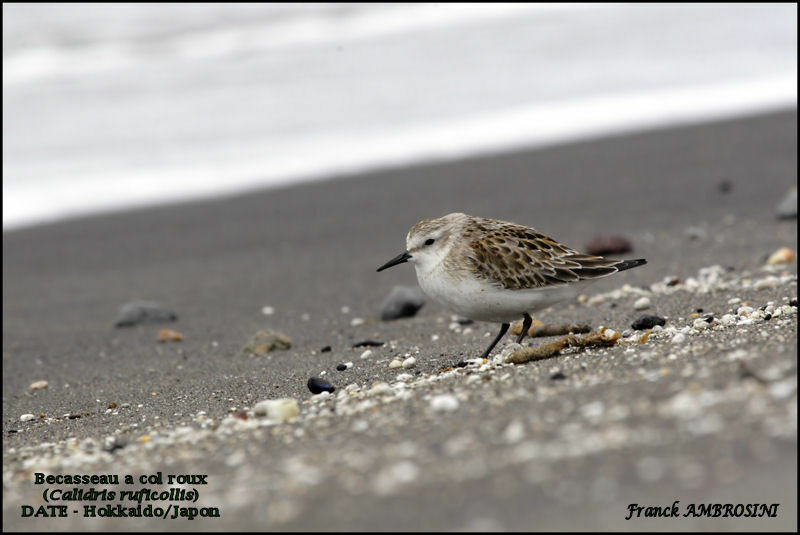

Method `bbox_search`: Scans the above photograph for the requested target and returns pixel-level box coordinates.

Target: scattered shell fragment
[430,394,459,412]
[158,328,183,343]
[634,297,651,311]
[29,380,48,390]
[243,330,292,355]
[254,398,299,421]
[401,357,416,369]
[369,382,392,396]
[766,247,794,265]
[20,414,35,422]
[389,359,403,369]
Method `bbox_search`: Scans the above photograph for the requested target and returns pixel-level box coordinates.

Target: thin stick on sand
[509,320,592,339]
[506,328,620,364]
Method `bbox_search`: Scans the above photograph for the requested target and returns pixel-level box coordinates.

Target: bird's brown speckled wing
[464,218,622,290]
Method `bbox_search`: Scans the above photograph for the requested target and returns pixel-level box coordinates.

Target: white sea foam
[4,74,795,230]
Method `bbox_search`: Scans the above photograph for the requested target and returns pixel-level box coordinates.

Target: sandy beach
[2,110,797,530]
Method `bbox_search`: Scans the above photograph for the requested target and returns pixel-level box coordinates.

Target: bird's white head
[376,213,466,274]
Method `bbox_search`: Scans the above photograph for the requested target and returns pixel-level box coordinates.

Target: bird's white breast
[414,263,584,323]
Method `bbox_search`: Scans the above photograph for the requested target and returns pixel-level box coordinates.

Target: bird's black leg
[516,313,532,344]
[480,323,510,359]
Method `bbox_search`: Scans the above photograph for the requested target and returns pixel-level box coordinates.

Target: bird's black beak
[376,251,411,272]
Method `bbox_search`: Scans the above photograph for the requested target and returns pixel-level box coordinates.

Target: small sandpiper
[377,212,646,358]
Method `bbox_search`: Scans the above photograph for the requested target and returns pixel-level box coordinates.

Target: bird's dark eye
[425,238,435,246]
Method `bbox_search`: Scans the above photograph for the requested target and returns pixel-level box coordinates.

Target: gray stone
[775,187,797,220]
[115,300,177,327]
[380,286,426,321]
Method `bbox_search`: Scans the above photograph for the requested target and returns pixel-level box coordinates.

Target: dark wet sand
[3,110,797,531]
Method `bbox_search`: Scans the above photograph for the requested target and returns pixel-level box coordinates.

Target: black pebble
[790,298,798,307]
[307,377,335,394]
[352,340,384,348]
[631,314,666,330]
[457,318,474,325]
[455,361,469,368]
[696,308,704,313]
[320,346,331,353]
[550,371,567,381]
[103,436,129,453]
[336,364,347,371]
[702,313,714,323]
[763,314,772,321]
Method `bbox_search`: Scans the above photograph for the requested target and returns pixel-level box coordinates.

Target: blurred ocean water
[3,3,797,229]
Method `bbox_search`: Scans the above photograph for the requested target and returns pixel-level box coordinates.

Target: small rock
[430,394,459,412]
[360,350,373,359]
[389,359,403,369]
[350,317,365,327]
[402,357,416,369]
[336,364,347,371]
[634,297,651,310]
[307,377,335,395]
[254,398,299,421]
[766,247,795,265]
[20,414,35,422]
[775,187,797,220]
[380,285,426,321]
[157,328,183,343]
[684,225,707,241]
[585,234,633,256]
[353,340,384,348]
[261,306,275,315]
[671,333,687,344]
[550,371,567,381]
[29,380,48,390]
[243,330,291,355]
[320,346,331,353]
[631,315,666,330]
[115,300,177,327]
